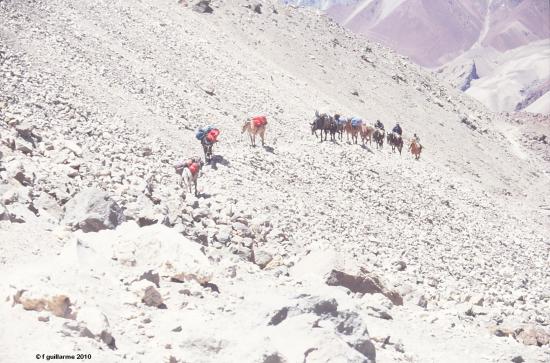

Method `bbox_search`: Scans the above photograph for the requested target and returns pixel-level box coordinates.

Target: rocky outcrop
[192,0,213,13]
[13,291,74,319]
[266,296,376,363]
[62,188,125,232]
[326,269,403,306]
[459,61,479,92]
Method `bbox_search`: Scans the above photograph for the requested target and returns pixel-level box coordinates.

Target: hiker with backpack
[196,125,220,163]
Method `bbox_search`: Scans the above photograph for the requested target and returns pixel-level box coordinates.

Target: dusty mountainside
[1,0,549,362]
[289,0,550,114]
[323,0,549,68]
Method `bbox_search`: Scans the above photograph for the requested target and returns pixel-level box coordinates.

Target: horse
[178,158,204,196]
[334,116,346,141]
[334,115,346,141]
[242,118,267,147]
[409,140,423,160]
[387,132,403,154]
[344,120,361,144]
[360,125,375,146]
[311,111,336,142]
[373,129,385,149]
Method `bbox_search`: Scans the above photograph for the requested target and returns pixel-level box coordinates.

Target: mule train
[311,111,422,159]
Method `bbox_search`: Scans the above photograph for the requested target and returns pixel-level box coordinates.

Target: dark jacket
[392,124,402,135]
[375,121,384,130]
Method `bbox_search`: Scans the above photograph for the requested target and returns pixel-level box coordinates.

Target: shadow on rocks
[360,144,374,154]
[263,145,275,154]
[208,154,230,170]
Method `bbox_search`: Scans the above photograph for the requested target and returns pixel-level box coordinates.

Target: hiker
[392,122,402,136]
[375,120,384,130]
[174,156,203,196]
[196,125,220,162]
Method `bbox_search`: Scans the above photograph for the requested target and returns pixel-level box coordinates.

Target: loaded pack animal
[311,111,337,142]
[387,132,404,154]
[360,124,375,146]
[242,116,267,147]
[175,157,204,196]
[409,139,423,160]
[344,117,362,144]
[373,128,385,149]
[334,114,346,141]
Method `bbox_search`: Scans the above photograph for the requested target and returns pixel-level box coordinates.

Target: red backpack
[252,116,267,127]
[206,128,220,143]
[188,162,200,175]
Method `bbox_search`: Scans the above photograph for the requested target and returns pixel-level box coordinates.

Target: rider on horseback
[375,120,384,130]
[392,123,402,136]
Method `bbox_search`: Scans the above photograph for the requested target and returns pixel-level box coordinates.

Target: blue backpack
[195,125,213,140]
[351,117,362,127]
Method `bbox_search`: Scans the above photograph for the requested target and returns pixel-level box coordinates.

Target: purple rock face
[325,0,549,67]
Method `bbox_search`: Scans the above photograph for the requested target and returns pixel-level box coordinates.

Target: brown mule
[360,125,375,146]
[344,121,360,144]
[242,120,266,147]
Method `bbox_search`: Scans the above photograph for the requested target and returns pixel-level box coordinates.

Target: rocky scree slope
[1,0,549,362]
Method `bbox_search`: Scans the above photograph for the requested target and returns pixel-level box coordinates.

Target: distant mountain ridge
[325,0,549,67]
[281,0,353,10]
[284,0,550,113]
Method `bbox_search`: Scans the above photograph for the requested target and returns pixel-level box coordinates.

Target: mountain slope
[324,0,549,68]
[290,0,550,113]
[1,0,549,362]
[439,40,550,112]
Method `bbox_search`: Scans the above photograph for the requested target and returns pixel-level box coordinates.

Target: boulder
[326,269,403,306]
[33,192,64,223]
[15,139,33,154]
[125,195,159,227]
[192,0,213,13]
[142,286,166,309]
[6,161,33,186]
[80,223,213,284]
[63,140,83,157]
[77,307,116,348]
[0,202,25,223]
[516,326,550,346]
[230,245,253,262]
[0,203,11,222]
[13,290,74,319]
[261,297,375,363]
[214,228,232,244]
[62,188,125,232]
[253,249,273,269]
